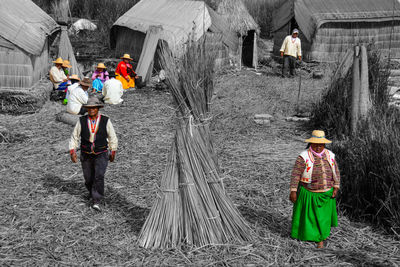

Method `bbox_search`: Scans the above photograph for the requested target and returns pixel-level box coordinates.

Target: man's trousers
[80,152,109,203]
[282,55,296,77]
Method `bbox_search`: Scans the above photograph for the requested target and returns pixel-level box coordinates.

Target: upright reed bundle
[58,26,82,78]
[137,40,252,249]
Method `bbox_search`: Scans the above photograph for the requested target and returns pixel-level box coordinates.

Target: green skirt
[291,186,338,242]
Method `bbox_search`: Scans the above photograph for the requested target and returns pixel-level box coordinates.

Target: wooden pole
[238,36,242,70]
[253,32,258,70]
[351,46,361,134]
[359,45,371,118]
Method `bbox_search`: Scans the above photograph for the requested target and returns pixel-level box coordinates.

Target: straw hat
[53,57,63,64]
[96,63,107,69]
[83,97,104,108]
[62,59,72,68]
[120,54,133,60]
[304,130,332,144]
[69,74,80,81]
[79,77,92,87]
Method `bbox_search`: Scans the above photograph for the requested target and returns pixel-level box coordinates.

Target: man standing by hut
[69,97,118,211]
[280,29,302,77]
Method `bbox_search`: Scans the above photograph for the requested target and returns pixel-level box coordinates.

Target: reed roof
[216,0,259,35]
[273,0,400,40]
[0,0,59,56]
[111,0,238,53]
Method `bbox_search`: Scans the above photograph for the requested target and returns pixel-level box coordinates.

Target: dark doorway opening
[242,30,255,67]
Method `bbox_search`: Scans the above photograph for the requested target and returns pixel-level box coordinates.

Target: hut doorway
[242,30,255,67]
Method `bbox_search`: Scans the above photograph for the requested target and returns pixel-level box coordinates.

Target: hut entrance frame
[242,30,256,67]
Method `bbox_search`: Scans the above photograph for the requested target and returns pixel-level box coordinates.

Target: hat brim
[97,66,107,69]
[53,61,63,64]
[63,64,72,68]
[304,137,332,144]
[120,57,133,60]
[83,104,104,108]
[79,82,91,87]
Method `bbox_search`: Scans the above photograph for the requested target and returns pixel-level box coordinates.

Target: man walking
[280,29,302,77]
[69,97,118,211]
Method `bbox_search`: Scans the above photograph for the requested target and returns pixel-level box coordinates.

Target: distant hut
[110,0,239,77]
[0,0,59,89]
[272,0,400,62]
[215,0,260,68]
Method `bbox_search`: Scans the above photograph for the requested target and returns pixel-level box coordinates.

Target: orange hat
[53,57,63,64]
[304,130,332,144]
[96,63,107,69]
[120,54,133,60]
[69,74,80,81]
[62,59,72,68]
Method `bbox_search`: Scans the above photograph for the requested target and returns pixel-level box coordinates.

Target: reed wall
[273,20,400,62]
[310,21,400,62]
[0,37,49,89]
[114,27,146,63]
[115,28,236,70]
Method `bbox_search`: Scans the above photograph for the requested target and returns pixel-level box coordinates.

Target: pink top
[91,70,109,83]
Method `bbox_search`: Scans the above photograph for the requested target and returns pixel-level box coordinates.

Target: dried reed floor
[0,70,399,266]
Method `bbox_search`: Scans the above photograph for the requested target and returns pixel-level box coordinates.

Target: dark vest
[80,115,109,154]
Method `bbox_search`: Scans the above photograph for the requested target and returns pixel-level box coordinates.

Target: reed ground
[1,58,399,265]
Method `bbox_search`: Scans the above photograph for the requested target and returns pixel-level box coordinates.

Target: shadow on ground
[239,205,292,239]
[42,173,149,233]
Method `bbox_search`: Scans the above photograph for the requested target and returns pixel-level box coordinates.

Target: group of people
[60,31,338,249]
[49,53,139,116]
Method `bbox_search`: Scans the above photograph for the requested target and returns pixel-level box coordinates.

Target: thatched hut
[214,0,260,68]
[0,0,59,89]
[110,0,238,73]
[272,0,400,62]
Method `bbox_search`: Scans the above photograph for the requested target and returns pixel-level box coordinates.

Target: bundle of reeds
[137,40,253,249]
[58,25,82,78]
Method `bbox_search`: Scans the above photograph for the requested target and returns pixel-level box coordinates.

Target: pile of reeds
[309,47,399,234]
[137,40,253,249]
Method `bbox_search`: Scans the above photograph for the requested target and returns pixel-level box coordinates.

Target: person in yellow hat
[289,130,341,248]
[62,59,72,80]
[115,54,137,89]
[91,63,109,93]
[49,57,68,90]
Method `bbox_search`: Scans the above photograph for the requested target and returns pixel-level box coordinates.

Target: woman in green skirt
[289,130,340,248]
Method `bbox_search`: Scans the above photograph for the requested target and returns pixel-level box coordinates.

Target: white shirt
[50,66,67,89]
[67,85,89,115]
[69,114,118,151]
[102,78,123,104]
[66,83,79,101]
[280,35,302,58]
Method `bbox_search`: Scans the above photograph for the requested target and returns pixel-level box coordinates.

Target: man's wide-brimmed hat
[120,53,133,60]
[83,97,104,108]
[292,28,299,34]
[69,74,80,81]
[79,77,91,87]
[62,59,72,68]
[53,57,63,64]
[96,63,106,69]
[305,130,332,144]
